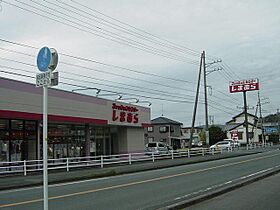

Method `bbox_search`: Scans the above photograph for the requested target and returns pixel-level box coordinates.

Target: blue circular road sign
[37,47,51,72]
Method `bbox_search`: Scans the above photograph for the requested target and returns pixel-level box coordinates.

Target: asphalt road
[0,150,279,210]
[189,172,280,210]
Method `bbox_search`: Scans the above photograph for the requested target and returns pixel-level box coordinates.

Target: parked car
[209,141,232,150]
[192,141,203,147]
[233,140,241,147]
[223,139,240,148]
[145,142,171,155]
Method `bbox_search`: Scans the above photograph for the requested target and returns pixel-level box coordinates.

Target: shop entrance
[90,127,112,156]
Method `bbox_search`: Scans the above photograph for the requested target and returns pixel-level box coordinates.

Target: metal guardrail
[0,147,233,176]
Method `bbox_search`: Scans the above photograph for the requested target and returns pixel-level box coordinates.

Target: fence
[246,142,273,150]
[0,147,226,176]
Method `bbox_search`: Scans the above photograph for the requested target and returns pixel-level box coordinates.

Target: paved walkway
[0,146,278,191]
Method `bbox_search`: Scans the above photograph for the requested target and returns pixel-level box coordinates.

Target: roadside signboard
[231,130,239,140]
[36,71,51,87]
[229,79,259,93]
[264,127,278,134]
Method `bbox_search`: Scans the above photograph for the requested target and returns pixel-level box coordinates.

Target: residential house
[181,126,203,145]
[144,116,183,148]
[225,112,262,145]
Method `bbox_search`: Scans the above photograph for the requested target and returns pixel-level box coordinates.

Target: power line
[0,42,242,108]
[0,44,236,104]
[69,0,203,57]
[0,39,198,85]
[4,0,199,64]
[0,53,240,107]
[0,46,242,106]
[30,0,199,62]
[0,39,241,106]
[44,0,201,58]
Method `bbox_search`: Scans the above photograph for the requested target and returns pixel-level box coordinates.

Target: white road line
[174,164,280,202]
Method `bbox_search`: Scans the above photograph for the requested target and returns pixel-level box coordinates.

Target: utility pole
[277,109,279,141]
[202,51,210,145]
[250,100,259,135]
[258,92,265,144]
[243,91,249,144]
[189,52,203,148]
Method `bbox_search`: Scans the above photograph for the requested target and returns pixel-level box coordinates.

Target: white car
[223,139,240,148]
[210,141,232,150]
[145,142,171,155]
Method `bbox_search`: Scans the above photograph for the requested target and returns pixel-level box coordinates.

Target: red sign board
[231,130,239,140]
[229,79,259,93]
[112,103,139,124]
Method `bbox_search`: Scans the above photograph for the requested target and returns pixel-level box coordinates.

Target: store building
[0,77,150,162]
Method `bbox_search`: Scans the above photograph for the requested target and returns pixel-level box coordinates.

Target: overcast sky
[0,0,279,126]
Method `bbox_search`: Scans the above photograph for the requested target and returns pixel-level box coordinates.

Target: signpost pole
[36,47,58,210]
[243,91,249,145]
[43,85,48,210]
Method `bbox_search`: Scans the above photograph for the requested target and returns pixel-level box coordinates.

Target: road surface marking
[173,165,280,201]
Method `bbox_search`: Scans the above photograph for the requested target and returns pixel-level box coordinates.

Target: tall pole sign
[36,47,59,210]
[229,79,259,145]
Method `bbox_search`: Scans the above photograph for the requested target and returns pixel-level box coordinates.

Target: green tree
[209,125,226,145]
[199,131,206,144]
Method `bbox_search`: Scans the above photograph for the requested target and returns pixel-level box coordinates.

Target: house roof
[151,116,183,125]
[181,126,203,130]
[226,111,258,124]
[226,122,261,131]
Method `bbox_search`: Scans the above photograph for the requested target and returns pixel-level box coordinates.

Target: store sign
[112,103,139,124]
[264,127,278,134]
[231,130,239,140]
[229,79,259,93]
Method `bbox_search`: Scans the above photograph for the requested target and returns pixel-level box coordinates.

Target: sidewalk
[0,146,278,191]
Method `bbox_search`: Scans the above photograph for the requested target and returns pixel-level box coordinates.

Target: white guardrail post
[23,160,27,176]
[202,148,205,156]
[101,156,104,168]
[171,150,174,160]
[129,154,132,165]
[187,149,190,158]
[152,152,155,162]
[66,158,69,172]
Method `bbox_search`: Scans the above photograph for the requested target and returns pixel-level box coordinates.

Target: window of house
[147,126,153,132]
[170,126,174,133]
[159,126,167,133]
[238,132,243,139]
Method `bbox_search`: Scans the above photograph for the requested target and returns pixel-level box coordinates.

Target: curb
[161,166,280,210]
